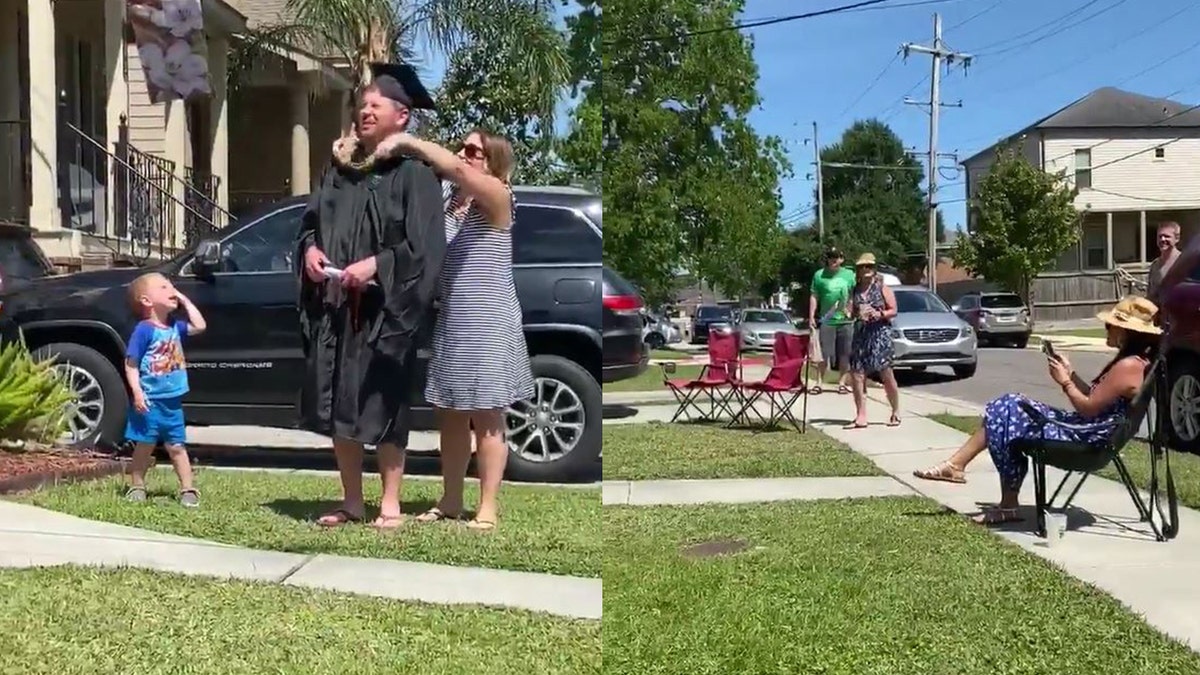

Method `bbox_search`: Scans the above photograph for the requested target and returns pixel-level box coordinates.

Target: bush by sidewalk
[0,566,599,674]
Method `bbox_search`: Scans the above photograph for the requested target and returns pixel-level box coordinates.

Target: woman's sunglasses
[461,143,485,160]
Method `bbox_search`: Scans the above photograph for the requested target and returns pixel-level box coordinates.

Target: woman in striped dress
[389,129,533,531]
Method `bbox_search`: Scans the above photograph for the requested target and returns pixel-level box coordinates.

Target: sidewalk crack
[277,554,316,583]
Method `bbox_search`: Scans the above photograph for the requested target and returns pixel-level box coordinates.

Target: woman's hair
[468,128,515,184]
[1092,326,1159,385]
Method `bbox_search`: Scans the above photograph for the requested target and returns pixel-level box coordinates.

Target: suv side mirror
[193,239,222,273]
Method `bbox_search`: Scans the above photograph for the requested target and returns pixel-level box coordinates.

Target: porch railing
[184,167,223,246]
[0,119,30,225]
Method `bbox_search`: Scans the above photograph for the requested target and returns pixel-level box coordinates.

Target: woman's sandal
[843,421,868,430]
[837,384,851,395]
[912,461,966,484]
[414,507,462,524]
[466,519,497,532]
[887,414,902,427]
[371,514,407,530]
[972,508,1022,526]
[316,509,364,528]
[810,385,824,395]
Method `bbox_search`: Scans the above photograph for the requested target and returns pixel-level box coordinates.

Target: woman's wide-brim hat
[1096,296,1161,335]
[855,252,877,267]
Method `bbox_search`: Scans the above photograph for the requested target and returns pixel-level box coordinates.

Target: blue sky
[745,0,1200,231]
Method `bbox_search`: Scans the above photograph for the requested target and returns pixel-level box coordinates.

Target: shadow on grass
[263,498,458,523]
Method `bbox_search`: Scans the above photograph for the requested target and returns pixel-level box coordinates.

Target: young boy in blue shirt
[123,272,207,507]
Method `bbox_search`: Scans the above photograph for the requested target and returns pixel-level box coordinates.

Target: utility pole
[902,13,971,293]
[813,121,825,242]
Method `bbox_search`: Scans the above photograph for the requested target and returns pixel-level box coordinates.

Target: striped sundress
[423,184,535,411]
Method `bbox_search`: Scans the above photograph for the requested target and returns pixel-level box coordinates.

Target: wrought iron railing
[0,120,30,225]
[184,167,222,246]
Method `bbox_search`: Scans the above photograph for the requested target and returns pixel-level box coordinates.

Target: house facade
[0,0,351,270]
[961,87,1200,320]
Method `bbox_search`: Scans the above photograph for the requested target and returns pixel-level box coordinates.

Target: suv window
[213,206,303,273]
[0,233,52,283]
[696,306,732,320]
[981,294,1024,309]
[513,204,601,265]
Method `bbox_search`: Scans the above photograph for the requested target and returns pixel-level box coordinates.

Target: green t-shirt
[810,267,857,325]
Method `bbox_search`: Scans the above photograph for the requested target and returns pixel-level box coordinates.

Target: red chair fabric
[729,331,809,432]
[662,330,744,422]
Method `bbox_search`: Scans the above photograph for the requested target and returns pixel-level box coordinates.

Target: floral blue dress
[983,383,1133,493]
[849,280,893,374]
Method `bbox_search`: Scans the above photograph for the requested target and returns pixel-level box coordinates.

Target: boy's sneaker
[125,486,147,502]
[179,489,200,508]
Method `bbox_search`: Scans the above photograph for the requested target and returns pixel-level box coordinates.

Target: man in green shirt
[808,247,857,393]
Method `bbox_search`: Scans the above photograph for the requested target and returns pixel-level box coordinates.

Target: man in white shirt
[1146,220,1181,305]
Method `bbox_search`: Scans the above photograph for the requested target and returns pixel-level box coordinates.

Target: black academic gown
[296,153,445,447]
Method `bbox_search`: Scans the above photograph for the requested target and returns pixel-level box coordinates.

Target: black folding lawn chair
[1013,355,1179,542]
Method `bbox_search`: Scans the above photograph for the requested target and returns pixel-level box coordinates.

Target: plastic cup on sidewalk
[1044,512,1067,546]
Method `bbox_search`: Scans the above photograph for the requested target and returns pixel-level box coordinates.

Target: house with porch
[961,87,1200,321]
[0,0,352,270]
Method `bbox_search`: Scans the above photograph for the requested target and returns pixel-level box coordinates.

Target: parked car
[642,312,681,349]
[952,291,1033,348]
[690,304,735,344]
[0,185,615,483]
[1160,268,1200,452]
[735,308,799,351]
[0,222,54,293]
[891,285,978,378]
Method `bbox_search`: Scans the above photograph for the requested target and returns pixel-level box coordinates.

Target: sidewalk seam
[277,553,317,583]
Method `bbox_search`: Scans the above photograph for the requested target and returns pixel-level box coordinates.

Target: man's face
[1158,227,1180,254]
[826,255,842,271]
[358,88,409,144]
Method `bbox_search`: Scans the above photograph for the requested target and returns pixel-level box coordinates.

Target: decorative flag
[126,0,211,104]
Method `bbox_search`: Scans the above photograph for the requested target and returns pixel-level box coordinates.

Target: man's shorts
[818,323,854,366]
[124,396,186,446]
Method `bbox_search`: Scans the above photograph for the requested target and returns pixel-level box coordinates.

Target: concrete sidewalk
[603,476,913,506]
[0,500,601,620]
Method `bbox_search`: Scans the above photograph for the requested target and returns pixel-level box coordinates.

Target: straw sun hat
[1095,296,1161,335]
[854,252,877,267]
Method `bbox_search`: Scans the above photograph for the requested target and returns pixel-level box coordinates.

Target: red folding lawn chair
[729,331,809,432]
[661,330,744,423]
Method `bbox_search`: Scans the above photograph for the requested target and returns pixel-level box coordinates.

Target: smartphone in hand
[1041,339,1061,362]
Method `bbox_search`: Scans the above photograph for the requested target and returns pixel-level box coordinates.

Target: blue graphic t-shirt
[126,320,190,400]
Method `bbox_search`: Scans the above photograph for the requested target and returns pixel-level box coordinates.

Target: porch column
[208,36,229,216]
[27,0,59,230]
[1139,210,1148,262]
[103,0,128,236]
[1105,211,1114,269]
[164,100,188,248]
[290,75,311,196]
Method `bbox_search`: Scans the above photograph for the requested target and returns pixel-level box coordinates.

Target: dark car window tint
[981,294,1023,309]
[512,205,601,265]
[219,206,304,273]
[0,236,51,281]
[696,306,732,320]
[895,290,949,313]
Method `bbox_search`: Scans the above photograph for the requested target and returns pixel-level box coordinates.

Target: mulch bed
[0,445,125,495]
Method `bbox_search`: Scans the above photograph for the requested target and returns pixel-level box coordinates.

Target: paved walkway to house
[602,386,1200,651]
[0,500,600,620]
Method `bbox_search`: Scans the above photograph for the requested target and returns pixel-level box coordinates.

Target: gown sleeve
[372,159,446,358]
[297,168,332,348]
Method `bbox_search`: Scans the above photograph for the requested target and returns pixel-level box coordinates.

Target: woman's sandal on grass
[371,514,407,530]
[414,507,462,524]
[912,461,966,484]
[316,509,363,528]
[466,519,497,532]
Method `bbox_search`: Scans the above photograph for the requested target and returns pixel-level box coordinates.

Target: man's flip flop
[843,422,868,430]
[316,509,363,528]
[414,507,461,523]
[810,385,824,395]
[837,385,851,395]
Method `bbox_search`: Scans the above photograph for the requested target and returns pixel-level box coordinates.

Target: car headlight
[960,326,973,338]
[890,329,902,339]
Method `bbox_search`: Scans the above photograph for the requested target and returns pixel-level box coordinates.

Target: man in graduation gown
[296,63,446,528]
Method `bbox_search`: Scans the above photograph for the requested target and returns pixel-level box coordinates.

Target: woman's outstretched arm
[388,134,512,228]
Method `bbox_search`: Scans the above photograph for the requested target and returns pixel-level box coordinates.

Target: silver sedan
[888,286,978,379]
[735,309,801,351]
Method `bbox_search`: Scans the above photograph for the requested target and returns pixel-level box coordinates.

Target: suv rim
[54,363,105,444]
[1171,373,1200,442]
[506,377,585,462]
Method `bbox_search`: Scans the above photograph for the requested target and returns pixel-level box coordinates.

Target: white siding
[1041,128,1200,211]
[125,44,166,157]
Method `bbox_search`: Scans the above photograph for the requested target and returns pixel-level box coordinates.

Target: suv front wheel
[34,342,128,449]
[505,354,601,482]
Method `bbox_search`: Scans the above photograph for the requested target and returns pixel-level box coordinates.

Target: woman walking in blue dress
[912,296,1159,525]
[389,129,533,531]
[844,253,901,429]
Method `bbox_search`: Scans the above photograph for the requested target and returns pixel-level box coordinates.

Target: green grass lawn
[650,349,690,360]
[603,497,1200,674]
[930,414,1200,509]
[602,422,882,480]
[603,364,703,393]
[1043,328,1108,340]
[16,468,599,577]
[0,566,599,675]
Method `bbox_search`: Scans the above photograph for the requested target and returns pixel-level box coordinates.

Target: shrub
[0,342,74,442]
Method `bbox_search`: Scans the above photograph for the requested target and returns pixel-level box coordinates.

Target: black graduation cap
[369,62,436,110]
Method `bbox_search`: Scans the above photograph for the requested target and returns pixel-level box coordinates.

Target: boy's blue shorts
[124,396,186,446]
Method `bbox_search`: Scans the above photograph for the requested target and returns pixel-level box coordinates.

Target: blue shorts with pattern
[124,396,186,446]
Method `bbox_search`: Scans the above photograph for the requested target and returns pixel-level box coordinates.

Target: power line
[945,0,1005,31]
[965,0,1105,54]
[832,51,900,124]
[974,0,1129,57]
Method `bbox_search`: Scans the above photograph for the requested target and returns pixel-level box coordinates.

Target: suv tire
[645,332,666,349]
[1013,335,1029,349]
[952,363,977,379]
[34,342,127,449]
[1167,353,1200,454]
[505,354,601,482]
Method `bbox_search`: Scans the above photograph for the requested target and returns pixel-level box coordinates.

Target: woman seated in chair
[912,296,1160,524]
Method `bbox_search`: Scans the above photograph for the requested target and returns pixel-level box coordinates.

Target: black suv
[0,222,54,292]
[690,304,735,344]
[0,185,621,482]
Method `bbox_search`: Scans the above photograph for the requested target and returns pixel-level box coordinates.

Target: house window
[1082,222,1107,270]
[1074,149,1092,190]
[1155,147,1166,159]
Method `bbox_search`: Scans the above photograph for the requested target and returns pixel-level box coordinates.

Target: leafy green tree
[951,146,1081,302]
[603,0,790,301]
[431,4,569,184]
[556,0,602,190]
[817,119,934,266]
